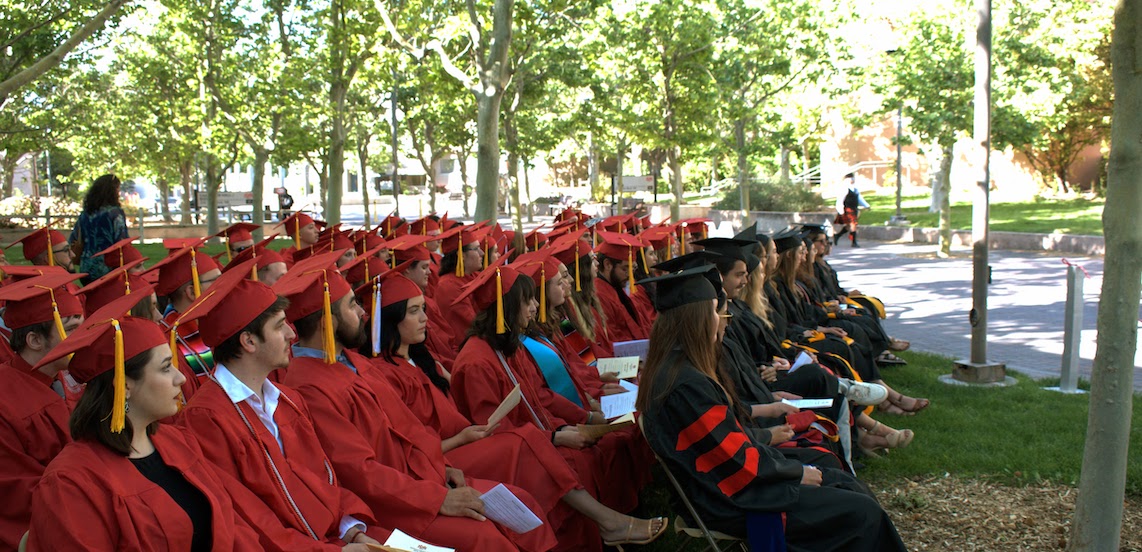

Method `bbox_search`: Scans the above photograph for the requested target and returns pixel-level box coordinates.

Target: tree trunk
[1068,2,1141,549]
[616,136,627,199]
[204,158,221,236]
[252,148,268,237]
[503,107,522,232]
[587,131,601,202]
[0,155,18,199]
[157,175,173,223]
[179,161,193,225]
[358,138,372,228]
[328,80,347,225]
[668,145,683,222]
[736,118,750,212]
[523,157,533,223]
[780,146,791,183]
[459,148,472,218]
[934,145,954,258]
[474,94,502,223]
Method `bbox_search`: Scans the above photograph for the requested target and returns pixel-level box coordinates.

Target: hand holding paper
[486,385,521,426]
[479,483,544,534]
[595,356,639,380]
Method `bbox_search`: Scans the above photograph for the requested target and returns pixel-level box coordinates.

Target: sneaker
[844,381,887,406]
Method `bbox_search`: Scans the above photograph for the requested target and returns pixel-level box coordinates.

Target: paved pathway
[825,240,1142,391]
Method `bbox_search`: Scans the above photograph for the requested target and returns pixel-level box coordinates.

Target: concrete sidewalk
[825,240,1142,391]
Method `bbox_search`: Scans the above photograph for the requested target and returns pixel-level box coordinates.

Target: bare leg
[561,489,665,543]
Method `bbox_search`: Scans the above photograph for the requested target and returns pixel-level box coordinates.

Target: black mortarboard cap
[773,228,803,254]
[638,264,721,312]
[652,251,721,273]
[800,223,828,236]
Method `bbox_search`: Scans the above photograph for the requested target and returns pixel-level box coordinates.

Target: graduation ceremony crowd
[0,175,929,551]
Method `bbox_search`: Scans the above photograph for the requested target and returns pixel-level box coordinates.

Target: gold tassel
[46,233,54,267]
[574,242,581,292]
[111,320,126,433]
[640,247,648,276]
[294,219,301,249]
[680,224,687,255]
[456,235,464,277]
[225,241,232,262]
[627,248,636,296]
[483,241,489,269]
[190,249,202,298]
[250,260,259,282]
[495,268,505,334]
[169,324,180,366]
[322,280,336,364]
[539,265,547,324]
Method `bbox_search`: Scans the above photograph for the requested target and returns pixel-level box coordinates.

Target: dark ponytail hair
[374,298,449,394]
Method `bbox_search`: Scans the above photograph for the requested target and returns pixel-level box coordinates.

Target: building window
[348,172,359,193]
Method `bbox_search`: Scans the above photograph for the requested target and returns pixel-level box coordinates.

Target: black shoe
[833,234,840,246]
[852,241,860,248]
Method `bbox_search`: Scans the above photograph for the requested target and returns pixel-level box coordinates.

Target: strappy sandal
[876,352,908,366]
[602,516,668,550]
[877,401,910,416]
[893,396,930,414]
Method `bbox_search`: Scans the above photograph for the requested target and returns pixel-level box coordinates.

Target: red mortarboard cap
[216,222,261,243]
[148,243,222,298]
[0,272,86,329]
[340,248,389,285]
[408,216,441,236]
[594,231,646,295]
[76,259,152,316]
[678,218,711,236]
[640,225,677,254]
[522,229,547,252]
[175,258,279,347]
[163,238,202,251]
[272,251,353,322]
[223,235,285,278]
[35,290,169,433]
[0,264,72,282]
[452,257,514,334]
[271,251,352,362]
[387,234,434,262]
[353,232,388,256]
[354,268,423,356]
[377,215,405,238]
[600,214,634,233]
[513,251,562,323]
[7,228,67,263]
[93,237,146,269]
[277,212,317,248]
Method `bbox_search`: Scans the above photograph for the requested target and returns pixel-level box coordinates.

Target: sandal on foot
[876,352,908,366]
[602,516,668,549]
[877,401,910,416]
[885,428,914,449]
[889,338,911,352]
[893,396,930,414]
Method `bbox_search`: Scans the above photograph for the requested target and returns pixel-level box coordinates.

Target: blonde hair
[743,262,774,329]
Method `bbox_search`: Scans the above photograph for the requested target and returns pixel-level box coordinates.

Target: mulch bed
[875,476,1141,551]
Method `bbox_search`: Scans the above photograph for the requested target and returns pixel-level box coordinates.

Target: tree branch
[0,0,129,105]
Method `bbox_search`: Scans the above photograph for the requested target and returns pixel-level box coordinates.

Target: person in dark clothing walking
[833,173,870,247]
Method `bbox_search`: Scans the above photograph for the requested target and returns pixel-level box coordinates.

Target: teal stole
[521,336,583,407]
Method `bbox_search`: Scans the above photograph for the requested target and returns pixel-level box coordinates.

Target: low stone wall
[856,225,1105,256]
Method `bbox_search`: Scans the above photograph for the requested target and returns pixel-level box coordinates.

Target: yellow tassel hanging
[364,260,370,283]
[111,320,126,433]
[495,268,505,334]
[124,272,132,294]
[190,249,202,298]
[322,280,336,364]
[666,234,674,260]
[483,241,489,269]
[294,219,301,249]
[390,252,396,269]
[640,248,648,276]
[539,265,547,324]
[250,261,259,282]
[627,248,636,296]
[118,249,125,268]
[680,224,687,256]
[456,235,465,277]
[574,242,581,292]
[225,241,232,262]
[46,233,54,267]
[169,324,180,366]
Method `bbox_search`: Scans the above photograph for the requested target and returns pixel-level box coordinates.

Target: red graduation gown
[434,272,478,343]
[423,296,457,368]
[29,426,263,551]
[631,285,657,333]
[451,337,648,514]
[595,280,649,342]
[0,359,70,550]
[180,379,380,551]
[282,350,556,552]
[425,252,442,299]
[371,356,598,551]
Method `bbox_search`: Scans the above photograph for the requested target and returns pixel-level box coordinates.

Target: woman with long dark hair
[70,174,130,284]
[637,265,908,551]
[362,270,665,552]
[27,298,260,551]
[449,265,665,549]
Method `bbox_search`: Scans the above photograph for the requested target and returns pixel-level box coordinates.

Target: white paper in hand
[788,351,813,373]
[381,529,455,551]
[479,483,544,534]
[781,398,834,409]
[600,390,637,419]
[618,380,638,394]
[486,385,521,426]
[595,356,639,379]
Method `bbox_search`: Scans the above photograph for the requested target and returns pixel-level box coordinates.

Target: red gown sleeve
[28,466,118,551]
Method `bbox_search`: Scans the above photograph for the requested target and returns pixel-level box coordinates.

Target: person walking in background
[833,173,870,248]
[70,174,129,284]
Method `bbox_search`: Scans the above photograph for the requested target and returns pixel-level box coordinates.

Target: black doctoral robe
[640,352,908,551]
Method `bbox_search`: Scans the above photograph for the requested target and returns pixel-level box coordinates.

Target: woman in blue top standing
[70,174,129,284]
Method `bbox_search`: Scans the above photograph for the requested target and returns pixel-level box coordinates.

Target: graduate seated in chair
[637,265,908,552]
[27,294,263,551]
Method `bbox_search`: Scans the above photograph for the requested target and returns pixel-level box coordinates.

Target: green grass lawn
[858,194,1105,236]
[632,349,1142,551]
